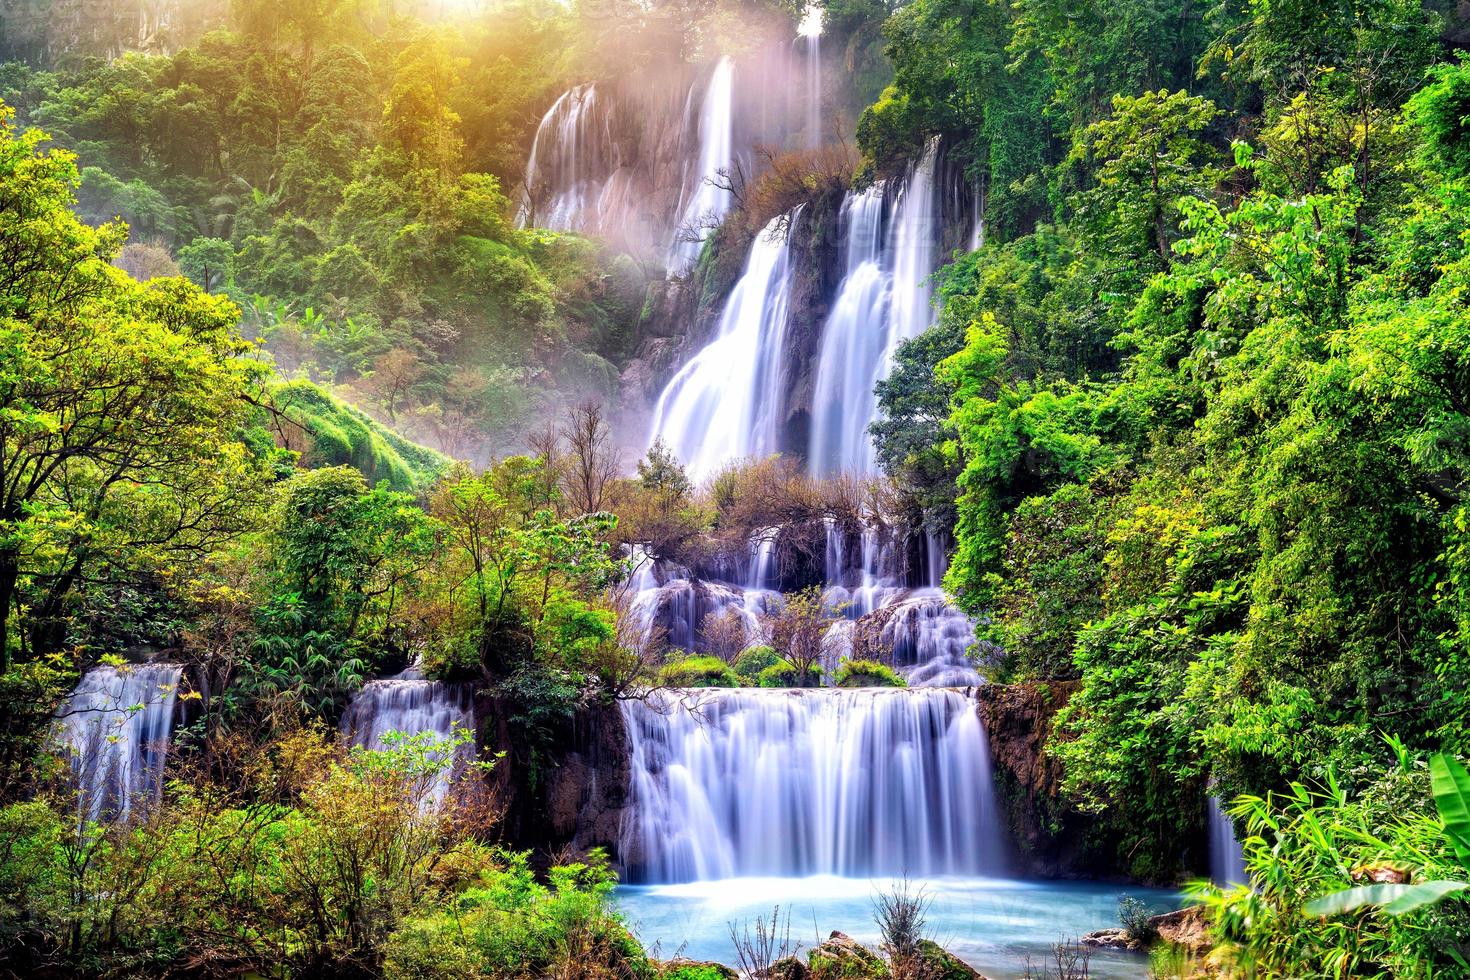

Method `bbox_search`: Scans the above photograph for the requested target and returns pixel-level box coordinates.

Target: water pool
[616,875,1182,979]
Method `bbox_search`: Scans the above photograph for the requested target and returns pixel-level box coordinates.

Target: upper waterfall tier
[619,687,1006,883]
[808,139,940,477]
[648,212,799,480]
[517,47,814,264]
[54,663,182,826]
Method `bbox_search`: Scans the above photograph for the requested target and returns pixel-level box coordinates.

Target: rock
[916,939,986,980]
[1080,928,1142,951]
[808,931,885,979]
[768,956,810,980]
[658,958,739,979]
[1147,905,1211,955]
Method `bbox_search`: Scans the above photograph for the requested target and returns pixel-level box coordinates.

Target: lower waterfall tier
[619,687,1005,883]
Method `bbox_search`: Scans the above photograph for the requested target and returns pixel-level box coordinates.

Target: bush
[834,659,906,688]
[732,646,781,683]
[657,655,739,688]
[757,659,824,688]
[382,851,651,980]
[1198,766,1470,976]
[1117,895,1156,944]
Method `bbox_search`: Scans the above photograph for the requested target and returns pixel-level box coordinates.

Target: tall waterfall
[1208,795,1249,885]
[808,187,887,476]
[668,57,736,275]
[54,664,182,825]
[808,140,941,477]
[620,688,1005,882]
[340,671,476,806]
[519,84,607,232]
[649,212,798,481]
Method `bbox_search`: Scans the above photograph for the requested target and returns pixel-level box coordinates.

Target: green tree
[0,106,270,666]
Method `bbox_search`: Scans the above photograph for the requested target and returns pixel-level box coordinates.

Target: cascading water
[808,139,941,478]
[649,212,798,481]
[1208,795,1249,886]
[519,84,608,232]
[667,57,736,275]
[620,688,1005,882]
[808,187,889,477]
[54,663,182,826]
[340,671,476,806]
[799,8,824,149]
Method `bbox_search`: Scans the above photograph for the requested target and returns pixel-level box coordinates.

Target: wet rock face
[777,189,846,458]
[486,694,633,864]
[543,701,634,858]
[973,681,1100,877]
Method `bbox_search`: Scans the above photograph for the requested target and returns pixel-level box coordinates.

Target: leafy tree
[1066,89,1220,267]
[0,105,271,666]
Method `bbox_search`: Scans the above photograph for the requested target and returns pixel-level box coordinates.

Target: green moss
[757,659,824,688]
[270,379,448,491]
[657,655,739,688]
[833,659,907,688]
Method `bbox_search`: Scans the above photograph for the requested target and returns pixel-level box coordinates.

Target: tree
[177,236,235,292]
[759,586,835,687]
[0,106,271,666]
[1067,89,1220,266]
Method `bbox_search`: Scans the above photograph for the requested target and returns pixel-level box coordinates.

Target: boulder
[916,939,987,980]
[768,956,811,980]
[1080,927,1142,950]
[1148,905,1211,955]
[808,931,886,979]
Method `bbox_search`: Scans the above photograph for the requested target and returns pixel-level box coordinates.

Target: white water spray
[54,664,182,826]
[620,687,1005,882]
[650,212,798,481]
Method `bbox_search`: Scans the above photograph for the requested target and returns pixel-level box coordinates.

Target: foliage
[1199,764,1470,975]
[657,655,740,688]
[833,659,906,688]
[731,645,781,683]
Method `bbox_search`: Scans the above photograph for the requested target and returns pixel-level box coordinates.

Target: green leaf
[1306,881,1470,917]
[1430,754,1470,869]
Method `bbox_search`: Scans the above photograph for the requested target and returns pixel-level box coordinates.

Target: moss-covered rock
[757,658,824,688]
[267,379,448,491]
[658,958,738,980]
[808,931,886,979]
[916,939,985,980]
[769,956,811,980]
[657,655,739,688]
[834,659,907,688]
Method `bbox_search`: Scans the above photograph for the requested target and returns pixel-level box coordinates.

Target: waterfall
[54,663,182,826]
[668,57,736,275]
[808,187,889,477]
[340,672,476,806]
[619,687,1005,882]
[649,211,798,481]
[799,7,824,149]
[885,137,941,354]
[808,140,940,478]
[519,84,608,231]
[1208,795,1249,886]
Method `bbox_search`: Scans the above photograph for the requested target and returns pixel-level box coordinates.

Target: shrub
[658,655,739,688]
[732,646,781,683]
[1199,763,1470,976]
[834,659,906,688]
[757,659,823,688]
[1117,895,1156,944]
[382,851,651,980]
